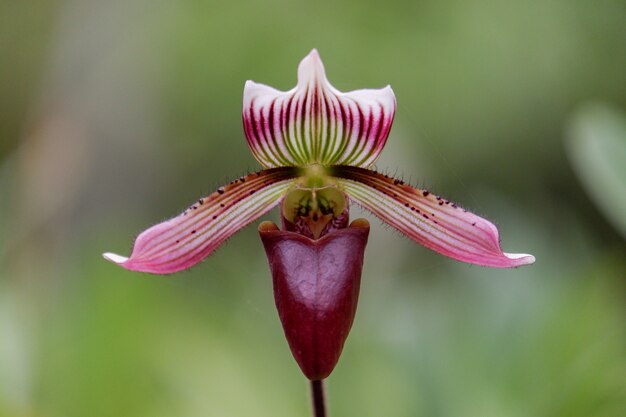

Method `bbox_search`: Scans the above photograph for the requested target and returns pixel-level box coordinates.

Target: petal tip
[298,48,327,85]
[384,85,397,99]
[307,48,320,58]
[504,252,536,266]
[243,80,271,103]
[102,252,129,265]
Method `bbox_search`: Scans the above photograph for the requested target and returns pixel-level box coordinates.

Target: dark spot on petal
[191,230,196,234]
[218,189,225,194]
[451,204,458,209]
[198,198,204,205]
[176,240,180,243]
[240,177,245,183]
[472,222,476,226]
[212,215,217,219]
[220,203,225,207]
[422,214,429,219]
[422,190,430,197]
[404,202,410,207]
[250,190,255,195]
[439,201,444,205]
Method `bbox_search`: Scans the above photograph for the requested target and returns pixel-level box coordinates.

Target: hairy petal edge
[333,166,535,268]
[103,168,299,274]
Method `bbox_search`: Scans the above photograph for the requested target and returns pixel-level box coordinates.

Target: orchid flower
[103,49,534,274]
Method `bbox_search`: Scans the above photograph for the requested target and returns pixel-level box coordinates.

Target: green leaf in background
[566,103,626,239]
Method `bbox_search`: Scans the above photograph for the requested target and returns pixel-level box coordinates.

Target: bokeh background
[1,0,625,416]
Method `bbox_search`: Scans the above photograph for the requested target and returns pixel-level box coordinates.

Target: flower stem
[310,380,327,417]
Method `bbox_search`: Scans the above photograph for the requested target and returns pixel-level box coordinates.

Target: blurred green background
[1,0,625,416]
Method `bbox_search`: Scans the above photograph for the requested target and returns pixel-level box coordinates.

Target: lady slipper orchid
[103,49,535,273]
[104,49,535,414]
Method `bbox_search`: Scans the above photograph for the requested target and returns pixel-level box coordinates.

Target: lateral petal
[333,166,535,268]
[242,49,396,168]
[103,168,299,274]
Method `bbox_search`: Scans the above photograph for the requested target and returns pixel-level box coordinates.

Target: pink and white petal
[242,49,396,168]
[103,168,299,274]
[243,81,302,168]
[333,166,535,268]
[327,86,396,168]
